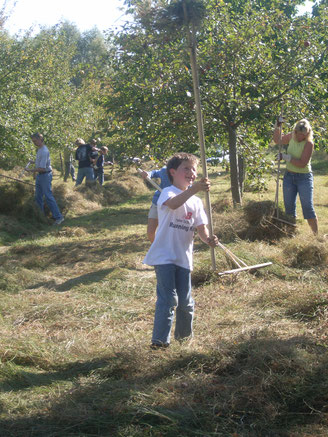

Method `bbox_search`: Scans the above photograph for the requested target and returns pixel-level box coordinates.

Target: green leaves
[0,23,107,165]
[102,0,327,201]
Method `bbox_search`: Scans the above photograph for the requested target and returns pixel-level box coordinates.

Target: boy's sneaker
[150,342,169,350]
[54,217,65,225]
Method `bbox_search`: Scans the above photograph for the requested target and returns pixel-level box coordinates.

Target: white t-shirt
[143,185,208,270]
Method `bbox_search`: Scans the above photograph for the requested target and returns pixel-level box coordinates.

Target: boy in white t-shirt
[143,152,218,348]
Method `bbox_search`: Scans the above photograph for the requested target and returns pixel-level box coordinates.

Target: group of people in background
[26,134,112,226]
[64,138,112,186]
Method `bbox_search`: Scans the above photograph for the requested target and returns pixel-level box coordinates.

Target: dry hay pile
[212,197,233,213]
[212,199,297,243]
[52,183,99,216]
[191,266,219,287]
[0,180,32,215]
[0,179,46,223]
[282,237,328,268]
[54,172,149,215]
[75,173,148,207]
[0,169,149,221]
[105,173,149,202]
[239,200,297,242]
[212,208,246,243]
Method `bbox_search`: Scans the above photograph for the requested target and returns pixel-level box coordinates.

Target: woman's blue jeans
[35,172,63,221]
[283,171,316,219]
[152,264,194,345]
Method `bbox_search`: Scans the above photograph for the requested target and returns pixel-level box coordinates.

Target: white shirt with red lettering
[143,185,208,270]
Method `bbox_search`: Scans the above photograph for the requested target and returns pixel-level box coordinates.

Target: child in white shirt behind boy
[143,152,218,348]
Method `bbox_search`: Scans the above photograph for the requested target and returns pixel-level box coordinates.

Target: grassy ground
[0,160,327,437]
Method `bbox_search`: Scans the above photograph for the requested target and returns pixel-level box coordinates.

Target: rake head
[218,262,273,276]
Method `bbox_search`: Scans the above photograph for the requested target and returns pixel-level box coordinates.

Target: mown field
[0,158,327,437]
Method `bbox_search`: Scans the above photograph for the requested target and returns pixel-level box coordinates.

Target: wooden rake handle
[138,168,162,192]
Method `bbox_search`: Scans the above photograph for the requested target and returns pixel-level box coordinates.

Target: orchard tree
[24,25,106,150]
[104,0,328,204]
[104,23,201,163]
[0,32,38,162]
[0,23,106,166]
[58,22,111,87]
[196,0,328,203]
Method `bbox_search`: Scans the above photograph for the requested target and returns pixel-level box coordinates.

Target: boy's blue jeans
[96,170,104,186]
[35,172,63,221]
[283,171,316,219]
[152,264,194,345]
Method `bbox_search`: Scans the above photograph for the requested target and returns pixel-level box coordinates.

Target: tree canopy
[0,21,107,166]
[103,0,328,202]
[0,0,327,201]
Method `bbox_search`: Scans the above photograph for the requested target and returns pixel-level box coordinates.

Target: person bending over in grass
[140,165,171,242]
[143,152,218,349]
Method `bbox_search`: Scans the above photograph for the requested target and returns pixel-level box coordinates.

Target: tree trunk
[59,152,63,177]
[238,154,245,196]
[228,126,242,205]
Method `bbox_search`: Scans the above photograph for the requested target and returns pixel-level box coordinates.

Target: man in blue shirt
[26,133,64,225]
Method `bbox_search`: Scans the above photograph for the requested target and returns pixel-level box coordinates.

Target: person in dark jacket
[75,138,94,186]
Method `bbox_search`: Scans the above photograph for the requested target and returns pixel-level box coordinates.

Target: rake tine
[218,262,272,276]
[271,216,297,227]
[216,241,248,268]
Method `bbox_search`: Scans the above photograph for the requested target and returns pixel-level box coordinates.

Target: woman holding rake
[273,118,318,235]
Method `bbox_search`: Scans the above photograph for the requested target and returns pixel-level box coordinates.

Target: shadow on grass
[64,205,148,232]
[5,233,150,271]
[0,214,49,245]
[0,336,327,436]
[26,268,115,292]
[0,195,149,245]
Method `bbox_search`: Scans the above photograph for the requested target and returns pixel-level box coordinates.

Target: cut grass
[0,163,327,436]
